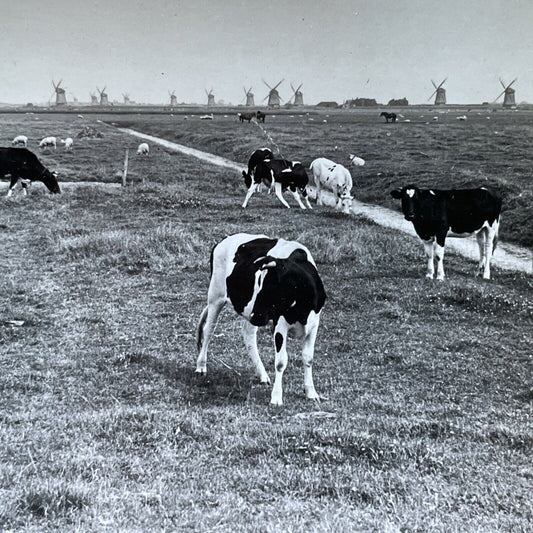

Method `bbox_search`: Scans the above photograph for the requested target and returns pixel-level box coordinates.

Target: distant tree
[387,98,408,106]
[345,98,379,107]
[315,101,339,108]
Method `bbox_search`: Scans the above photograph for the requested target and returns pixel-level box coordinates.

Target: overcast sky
[2,0,532,105]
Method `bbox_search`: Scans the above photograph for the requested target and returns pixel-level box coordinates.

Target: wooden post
[122,148,129,187]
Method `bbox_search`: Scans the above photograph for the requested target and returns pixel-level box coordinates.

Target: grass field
[0,112,532,532]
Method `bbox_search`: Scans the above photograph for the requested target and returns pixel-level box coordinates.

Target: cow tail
[196,305,209,353]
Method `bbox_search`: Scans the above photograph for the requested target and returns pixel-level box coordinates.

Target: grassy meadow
[0,112,532,532]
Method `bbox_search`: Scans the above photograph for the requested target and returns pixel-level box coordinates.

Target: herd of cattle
[1,130,503,405]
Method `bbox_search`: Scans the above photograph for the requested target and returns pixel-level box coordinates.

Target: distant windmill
[263,79,284,108]
[243,87,254,106]
[97,86,109,106]
[428,78,447,105]
[493,77,517,107]
[205,89,215,106]
[90,92,98,105]
[289,83,304,106]
[69,92,78,103]
[122,93,130,104]
[169,90,178,106]
[52,80,67,106]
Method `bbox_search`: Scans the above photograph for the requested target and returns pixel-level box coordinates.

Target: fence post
[122,148,129,187]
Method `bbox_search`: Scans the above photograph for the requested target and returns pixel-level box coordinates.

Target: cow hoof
[425,273,434,280]
[195,368,207,375]
[270,398,283,406]
[436,276,445,282]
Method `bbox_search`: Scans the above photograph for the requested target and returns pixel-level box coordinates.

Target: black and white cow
[390,185,502,280]
[1,147,60,196]
[238,112,256,123]
[380,112,397,123]
[242,147,274,190]
[256,111,266,123]
[242,158,313,209]
[196,233,326,405]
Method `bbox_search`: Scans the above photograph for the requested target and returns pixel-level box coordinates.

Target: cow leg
[315,182,323,205]
[301,188,313,209]
[195,299,226,375]
[289,188,307,209]
[435,234,447,281]
[273,182,291,209]
[301,318,320,401]
[242,321,270,384]
[6,176,19,197]
[476,229,487,276]
[271,318,290,405]
[242,183,258,208]
[483,220,499,280]
[423,239,436,279]
[21,180,30,196]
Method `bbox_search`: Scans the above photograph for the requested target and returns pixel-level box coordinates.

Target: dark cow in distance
[242,158,312,209]
[391,185,501,280]
[242,147,274,189]
[380,112,397,123]
[256,111,266,123]
[238,112,256,123]
[196,233,326,405]
[1,147,60,196]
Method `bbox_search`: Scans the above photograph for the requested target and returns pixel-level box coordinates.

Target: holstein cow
[1,147,60,196]
[310,157,354,214]
[39,136,57,150]
[256,111,266,123]
[12,135,28,147]
[136,142,149,155]
[242,158,313,209]
[196,233,326,405]
[242,147,274,190]
[238,112,256,123]
[390,185,502,280]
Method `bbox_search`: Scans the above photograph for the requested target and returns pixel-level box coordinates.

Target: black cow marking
[275,333,284,352]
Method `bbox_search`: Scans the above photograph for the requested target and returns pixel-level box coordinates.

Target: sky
[1,0,532,105]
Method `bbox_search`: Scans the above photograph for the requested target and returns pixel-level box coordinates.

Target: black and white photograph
[1,0,532,531]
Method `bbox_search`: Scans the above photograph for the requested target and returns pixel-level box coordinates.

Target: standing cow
[390,185,501,280]
[242,158,312,209]
[196,233,326,405]
[310,157,354,214]
[242,147,274,189]
[238,112,256,123]
[1,147,60,196]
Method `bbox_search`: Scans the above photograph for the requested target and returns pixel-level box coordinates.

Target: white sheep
[136,142,150,155]
[61,138,73,151]
[348,154,365,167]
[39,136,57,150]
[12,135,28,147]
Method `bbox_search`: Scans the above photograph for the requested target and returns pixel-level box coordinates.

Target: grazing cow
[310,157,353,213]
[256,111,266,123]
[1,147,60,196]
[238,112,256,123]
[39,136,57,150]
[136,142,149,155]
[380,112,397,123]
[242,147,274,189]
[61,137,73,151]
[12,135,28,147]
[390,185,502,280]
[196,233,326,405]
[242,158,313,209]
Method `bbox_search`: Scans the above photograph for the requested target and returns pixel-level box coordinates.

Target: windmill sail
[263,79,284,108]
[427,78,447,105]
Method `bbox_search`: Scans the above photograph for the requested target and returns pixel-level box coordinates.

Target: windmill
[51,80,67,106]
[122,93,130,104]
[289,83,304,106]
[243,87,254,106]
[205,89,215,106]
[169,90,178,106]
[97,86,109,105]
[90,92,98,105]
[263,79,284,108]
[428,78,447,105]
[69,92,78,103]
[494,77,517,107]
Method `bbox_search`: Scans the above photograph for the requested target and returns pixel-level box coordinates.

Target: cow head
[42,169,61,194]
[339,193,353,214]
[390,185,420,220]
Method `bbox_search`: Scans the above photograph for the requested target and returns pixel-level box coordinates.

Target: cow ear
[390,189,402,199]
[242,170,247,177]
